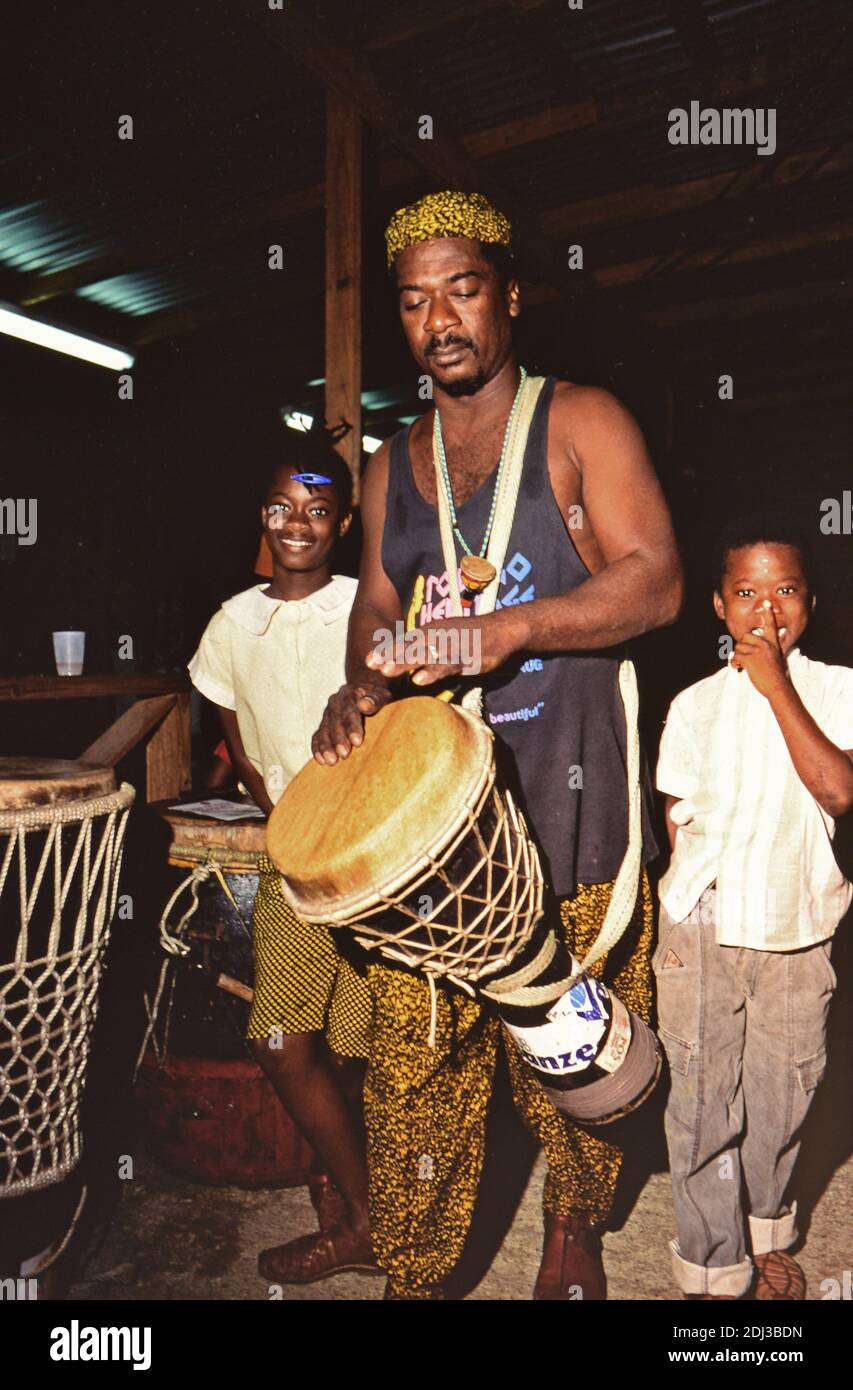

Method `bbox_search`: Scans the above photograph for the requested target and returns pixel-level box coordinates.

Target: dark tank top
[381,374,657,899]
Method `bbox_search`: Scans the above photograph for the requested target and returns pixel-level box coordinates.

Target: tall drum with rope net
[0,759,134,1286]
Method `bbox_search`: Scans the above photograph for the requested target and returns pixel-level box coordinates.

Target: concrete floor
[67,1093,851,1302]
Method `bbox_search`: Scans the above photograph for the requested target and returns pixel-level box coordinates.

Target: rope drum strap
[133,851,251,1079]
[0,783,135,1197]
[431,371,644,981]
[433,371,542,717]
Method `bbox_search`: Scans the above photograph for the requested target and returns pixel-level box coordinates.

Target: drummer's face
[262,470,350,572]
[395,237,519,396]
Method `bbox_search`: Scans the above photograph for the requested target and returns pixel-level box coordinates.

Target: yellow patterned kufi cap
[385,191,512,268]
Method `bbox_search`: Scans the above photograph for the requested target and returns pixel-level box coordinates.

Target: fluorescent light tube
[284,411,314,432]
[0,302,135,371]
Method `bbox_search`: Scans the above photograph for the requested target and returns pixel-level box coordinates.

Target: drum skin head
[0,758,115,811]
[267,697,493,919]
[160,809,267,871]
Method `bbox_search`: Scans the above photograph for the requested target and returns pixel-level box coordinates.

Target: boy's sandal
[258,1225,380,1285]
[753,1251,806,1300]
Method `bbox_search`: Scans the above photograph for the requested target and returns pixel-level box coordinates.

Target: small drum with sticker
[267,697,660,1124]
[135,807,314,1187]
[158,807,265,1014]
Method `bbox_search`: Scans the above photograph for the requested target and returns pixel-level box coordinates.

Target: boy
[656,513,853,1300]
[189,439,377,1283]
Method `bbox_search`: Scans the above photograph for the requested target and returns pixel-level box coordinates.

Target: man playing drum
[313,192,683,1300]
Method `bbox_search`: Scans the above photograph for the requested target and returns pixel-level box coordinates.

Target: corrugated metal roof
[0,0,847,349]
[562,1,693,93]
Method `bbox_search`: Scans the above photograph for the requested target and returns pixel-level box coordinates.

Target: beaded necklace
[432,367,527,592]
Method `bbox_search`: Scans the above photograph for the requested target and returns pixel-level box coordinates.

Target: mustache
[425,334,478,358]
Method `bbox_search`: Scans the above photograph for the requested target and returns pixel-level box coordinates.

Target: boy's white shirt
[656,649,853,949]
[188,577,357,804]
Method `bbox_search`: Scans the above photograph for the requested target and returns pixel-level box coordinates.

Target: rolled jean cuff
[749,1204,798,1255]
[669,1239,753,1298]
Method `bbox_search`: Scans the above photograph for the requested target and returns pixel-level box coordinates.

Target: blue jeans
[655,889,836,1297]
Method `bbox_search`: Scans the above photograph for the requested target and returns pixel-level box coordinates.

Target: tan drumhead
[267,697,494,919]
[160,809,267,871]
[0,758,115,812]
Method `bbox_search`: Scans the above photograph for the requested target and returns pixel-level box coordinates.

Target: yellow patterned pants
[364,874,654,1298]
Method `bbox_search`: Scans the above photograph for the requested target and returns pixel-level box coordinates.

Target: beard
[426,334,486,397]
[434,365,489,397]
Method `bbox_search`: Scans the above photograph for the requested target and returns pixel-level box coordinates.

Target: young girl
[189,438,377,1284]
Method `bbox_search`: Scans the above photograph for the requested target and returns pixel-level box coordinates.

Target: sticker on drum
[593,994,632,1074]
[503,977,611,1076]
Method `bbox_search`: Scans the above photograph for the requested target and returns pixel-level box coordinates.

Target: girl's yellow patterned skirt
[247,857,371,1059]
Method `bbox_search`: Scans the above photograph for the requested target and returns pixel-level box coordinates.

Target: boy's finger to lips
[759,601,779,642]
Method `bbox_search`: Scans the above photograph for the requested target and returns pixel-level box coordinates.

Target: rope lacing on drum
[0,784,134,1197]
[134,853,251,1079]
[480,662,643,1008]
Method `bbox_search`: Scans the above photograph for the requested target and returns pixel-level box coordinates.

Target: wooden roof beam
[538,143,853,237]
[649,278,853,326]
[16,24,844,307]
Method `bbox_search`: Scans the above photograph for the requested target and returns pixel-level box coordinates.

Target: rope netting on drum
[346,781,544,994]
[0,785,134,1196]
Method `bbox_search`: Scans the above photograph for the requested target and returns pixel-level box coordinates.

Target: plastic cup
[52,630,86,677]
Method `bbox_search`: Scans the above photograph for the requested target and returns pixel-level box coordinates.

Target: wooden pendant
[460,555,497,594]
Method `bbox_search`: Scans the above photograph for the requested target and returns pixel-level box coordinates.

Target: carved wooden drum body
[268,698,660,1125]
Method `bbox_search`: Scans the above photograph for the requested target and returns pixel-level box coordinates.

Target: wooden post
[325,89,362,500]
[80,695,177,768]
[145,692,192,802]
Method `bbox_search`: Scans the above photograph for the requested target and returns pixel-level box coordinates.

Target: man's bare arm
[511,387,682,650]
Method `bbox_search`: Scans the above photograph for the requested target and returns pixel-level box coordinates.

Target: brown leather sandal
[258,1224,381,1285]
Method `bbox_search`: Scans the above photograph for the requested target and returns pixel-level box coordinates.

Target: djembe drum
[152,806,266,1036]
[134,807,314,1187]
[0,758,134,1279]
[268,697,660,1124]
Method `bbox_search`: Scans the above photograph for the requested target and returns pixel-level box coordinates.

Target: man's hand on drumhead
[311,683,391,764]
[365,616,520,686]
